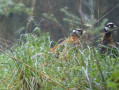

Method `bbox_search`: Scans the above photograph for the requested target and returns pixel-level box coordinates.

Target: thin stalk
[0,49,68,90]
[96,57,107,90]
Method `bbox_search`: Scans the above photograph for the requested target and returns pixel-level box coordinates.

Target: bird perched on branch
[50,28,83,54]
[100,22,118,57]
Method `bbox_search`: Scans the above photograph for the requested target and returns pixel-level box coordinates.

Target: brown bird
[100,22,118,57]
[50,29,83,54]
[31,29,83,59]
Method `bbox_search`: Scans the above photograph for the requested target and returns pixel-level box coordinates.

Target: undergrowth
[0,28,119,90]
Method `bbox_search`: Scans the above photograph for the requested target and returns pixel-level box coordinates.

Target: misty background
[0,0,119,46]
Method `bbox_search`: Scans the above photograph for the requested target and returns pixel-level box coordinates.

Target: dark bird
[100,22,118,57]
[50,28,83,54]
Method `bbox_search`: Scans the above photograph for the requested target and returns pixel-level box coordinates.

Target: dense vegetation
[0,28,119,89]
[0,0,119,89]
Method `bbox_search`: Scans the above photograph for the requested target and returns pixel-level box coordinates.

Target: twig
[61,26,119,50]
[0,38,15,45]
[97,5,118,23]
[0,49,67,90]
[86,27,119,44]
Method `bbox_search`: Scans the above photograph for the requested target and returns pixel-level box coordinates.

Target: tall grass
[0,28,119,89]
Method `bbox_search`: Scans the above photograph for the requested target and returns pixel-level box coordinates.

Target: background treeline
[0,0,119,44]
